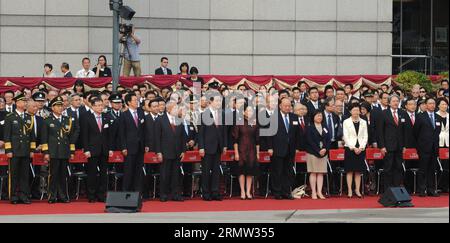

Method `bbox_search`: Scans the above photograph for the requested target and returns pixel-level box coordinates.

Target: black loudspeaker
[105,192,142,213]
[378,187,414,207]
[119,6,136,20]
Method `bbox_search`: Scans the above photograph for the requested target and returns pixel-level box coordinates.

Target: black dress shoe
[274,195,283,200]
[172,197,184,202]
[212,195,223,201]
[88,199,96,203]
[283,195,295,200]
[419,192,427,197]
[428,191,440,197]
[22,199,32,205]
[59,199,71,203]
[203,196,212,201]
[10,200,19,205]
[48,199,57,204]
[160,197,168,202]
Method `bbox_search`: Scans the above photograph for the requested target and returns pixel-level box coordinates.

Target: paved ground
[0,207,448,223]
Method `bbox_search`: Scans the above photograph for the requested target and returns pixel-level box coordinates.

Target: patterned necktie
[284,114,289,133]
[430,113,435,129]
[133,111,138,127]
[300,117,305,130]
[393,110,399,126]
[97,116,102,132]
[410,113,415,126]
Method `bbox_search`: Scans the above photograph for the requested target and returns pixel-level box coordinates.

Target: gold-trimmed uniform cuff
[70,144,76,151]
[30,142,36,150]
[42,144,49,151]
[4,142,12,150]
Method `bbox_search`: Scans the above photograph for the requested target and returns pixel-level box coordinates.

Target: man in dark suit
[155,57,172,75]
[180,105,198,197]
[154,102,186,202]
[322,98,342,149]
[119,93,146,193]
[378,95,407,193]
[66,94,85,150]
[61,62,73,78]
[81,97,111,203]
[306,87,322,122]
[198,93,227,201]
[414,98,441,197]
[404,98,418,149]
[269,98,300,200]
[297,81,309,104]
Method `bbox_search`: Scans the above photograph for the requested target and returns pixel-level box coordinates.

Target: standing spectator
[178,62,190,75]
[119,93,146,192]
[305,110,331,200]
[233,106,260,200]
[360,102,377,147]
[322,98,341,149]
[198,93,227,201]
[297,81,309,103]
[154,102,186,202]
[73,80,85,96]
[269,98,299,200]
[122,26,142,77]
[436,98,449,192]
[76,57,96,78]
[188,67,204,85]
[0,97,5,111]
[377,95,406,193]
[414,98,441,197]
[43,63,56,78]
[93,55,112,78]
[343,103,368,199]
[61,62,73,77]
[155,57,172,75]
[306,87,322,122]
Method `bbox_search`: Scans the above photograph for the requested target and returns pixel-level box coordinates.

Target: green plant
[395,71,433,92]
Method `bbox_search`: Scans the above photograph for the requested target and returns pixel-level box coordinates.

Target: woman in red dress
[233,106,260,200]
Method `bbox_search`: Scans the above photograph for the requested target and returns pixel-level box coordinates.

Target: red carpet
[0,195,448,216]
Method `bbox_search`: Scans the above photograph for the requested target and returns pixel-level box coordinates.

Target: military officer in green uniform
[4,93,36,204]
[41,96,79,204]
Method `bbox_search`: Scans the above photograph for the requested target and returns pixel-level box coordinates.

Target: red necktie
[410,114,415,126]
[300,117,305,130]
[96,116,102,132]
[393,110,399,126]
[133,111,139,127]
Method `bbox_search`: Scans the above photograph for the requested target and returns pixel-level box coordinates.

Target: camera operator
[121,25,142,77]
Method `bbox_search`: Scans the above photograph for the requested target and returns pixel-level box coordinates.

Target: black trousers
[418,152,437,193]
[49,159,69,200]
[10,156,31,201]
[383,151,403,192]
[182,163,193,195]
[123,151,144,192]
[271,155,294,197]
[160,158,181,199]
[201,153,221,198]
[87,155,108,200]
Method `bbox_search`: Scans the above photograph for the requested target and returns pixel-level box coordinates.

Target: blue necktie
[430,113,435,129]
[284,115,289,133]
[328,114,334,141]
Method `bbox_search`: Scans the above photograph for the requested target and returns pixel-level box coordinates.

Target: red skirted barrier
[0,75,444,94]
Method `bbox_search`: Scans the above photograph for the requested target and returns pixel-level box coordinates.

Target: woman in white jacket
[343,103,368,198]
[437,98,449,148]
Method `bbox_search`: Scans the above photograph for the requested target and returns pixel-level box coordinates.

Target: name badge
[65,125,70,129]
[72,118,75,121]
[50,124,55,128]
[293,121,299,125]
[335,124,338,128]
[27,120,31,124]
[0,120,4,125]
[323,128,328,134]
[141,119,145,124]
[13,120,18,125]
[436,122,441,127]
[190,127,194,131]
[319,142,323,149]
[401,118,406,123]
[104,124,109,129]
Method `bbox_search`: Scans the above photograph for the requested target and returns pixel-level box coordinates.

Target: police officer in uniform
[33,92,50,119]
[41,96,79,204]
[4,93,36,204]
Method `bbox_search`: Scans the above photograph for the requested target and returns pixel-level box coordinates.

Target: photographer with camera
[121,25,141,77]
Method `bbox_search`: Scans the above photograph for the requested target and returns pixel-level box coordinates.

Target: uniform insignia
[50,123,55,128]
[13,120,18,124]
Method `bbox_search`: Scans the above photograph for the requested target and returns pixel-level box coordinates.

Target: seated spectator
[76,57,96,78]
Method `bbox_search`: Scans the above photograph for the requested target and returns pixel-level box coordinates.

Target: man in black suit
[378,95,407,193]
[404,98,418,149]
[119,93,146,193]
[297,81,309,104]
[306,87,322,122]
[414,98,441,197]
[81,98,111,203]
[198,93,227,201]
[155,57,172,75]
[4,91,16,113]
[179,105,198,197]
[269,98,300,200]
[154,102,186,202]
[66,94,85,149]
